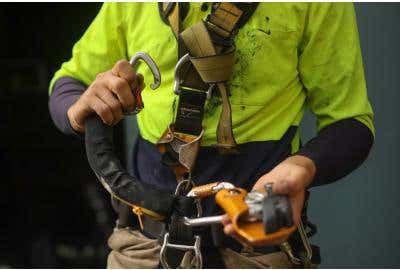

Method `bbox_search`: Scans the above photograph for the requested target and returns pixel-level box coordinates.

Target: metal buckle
[174,53,190,95]
[175,178,202,218]
[174,53,215,100]
[159,177,203,268]
[159,233,202,269]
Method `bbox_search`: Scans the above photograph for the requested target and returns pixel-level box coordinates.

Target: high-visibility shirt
[49,3,374,150]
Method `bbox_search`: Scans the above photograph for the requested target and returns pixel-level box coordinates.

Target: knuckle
[88,82,101,93]
[126,71,136,83]
[284,178,298,192]
[294,165,310,181]
[95,72,105,80]
[113,78,127,92]
[93,102,106,115]
[81,90,92,100]
[115,59,128,68]
[113,60,131,75]
[99,109,108,118]
[110,101,121,112]
[86,95,98,108]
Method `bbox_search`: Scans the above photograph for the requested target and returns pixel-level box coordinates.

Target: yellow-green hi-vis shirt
[49,2,374,151]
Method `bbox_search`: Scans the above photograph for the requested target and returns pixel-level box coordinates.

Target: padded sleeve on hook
[85,115,175,217]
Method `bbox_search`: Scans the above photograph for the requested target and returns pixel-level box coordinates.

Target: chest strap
[157,3,258,179]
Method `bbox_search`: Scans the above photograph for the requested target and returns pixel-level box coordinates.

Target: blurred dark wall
[0,3,119,268]
[301,3,400,268]
[0,3,102,76]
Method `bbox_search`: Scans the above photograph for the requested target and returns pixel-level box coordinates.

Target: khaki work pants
[107,228,294,269]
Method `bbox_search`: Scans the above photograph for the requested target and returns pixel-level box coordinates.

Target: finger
[105,73,135,111]
[221,215,231,226]
[95,87,124,124]
[290,192,305,225]
[134,73,144,90]
[112,60,136,85]
[223,224,235,235]
[87,95,114,125]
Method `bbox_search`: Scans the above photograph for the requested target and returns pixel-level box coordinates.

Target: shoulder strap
[157,3,259,179]
[159,3,189,58]
[158,3,259,35]
[233,3,259,29]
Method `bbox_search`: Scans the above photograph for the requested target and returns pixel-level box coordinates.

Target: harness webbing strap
[207,2,243,38]
[180,21,238,152]
[157,3,258,179]
[162,2,180,38]
[190,50,235,83]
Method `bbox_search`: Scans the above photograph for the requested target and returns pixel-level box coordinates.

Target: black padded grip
[262,194,293,233]
[84,115,175,217]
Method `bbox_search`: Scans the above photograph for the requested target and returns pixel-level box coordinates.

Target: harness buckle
[160,233,202,269]
[174,53,215,100]
[159,177,203,269]
[175,178,202,218]
[157,126,204,178]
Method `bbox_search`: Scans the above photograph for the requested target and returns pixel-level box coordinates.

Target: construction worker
[49,3,374,268]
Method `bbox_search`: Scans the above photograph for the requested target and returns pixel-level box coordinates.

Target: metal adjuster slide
[174,53,214,100]
[159,178,203,269]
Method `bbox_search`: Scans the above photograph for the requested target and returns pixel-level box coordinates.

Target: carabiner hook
[124,52,161,115]
[129,52,161,90]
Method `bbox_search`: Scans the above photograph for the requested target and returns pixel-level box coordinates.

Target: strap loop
[190,49,235,83]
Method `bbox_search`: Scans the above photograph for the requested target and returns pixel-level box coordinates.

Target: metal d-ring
[160,233,202,269]
[173,53,191,95]
[173,53,215,99]
[129,52,161,90]
[175,178,202,218]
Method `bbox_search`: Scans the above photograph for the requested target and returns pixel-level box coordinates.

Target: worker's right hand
[67,60,144,132]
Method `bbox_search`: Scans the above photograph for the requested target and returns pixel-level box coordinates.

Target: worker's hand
[223,155,316,246]
[67,60,145,132]
[252,155,316,226]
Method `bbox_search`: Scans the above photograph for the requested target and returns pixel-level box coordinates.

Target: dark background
[0,3,399,268]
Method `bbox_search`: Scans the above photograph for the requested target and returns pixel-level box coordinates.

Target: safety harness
[156,3,320,268]
[84,2,320,268]
[157,2,259,181]
[155,4,261,267]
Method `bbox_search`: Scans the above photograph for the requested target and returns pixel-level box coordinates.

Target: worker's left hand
[222,155,316,246]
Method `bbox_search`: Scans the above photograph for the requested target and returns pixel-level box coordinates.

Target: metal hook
[173,53,191,95]
[129,52,161,90]
[173,53,214,99]
[160,233,202,269]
